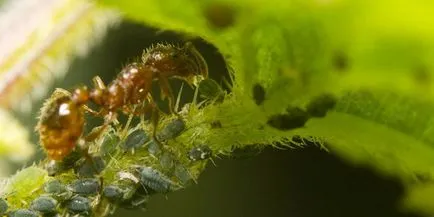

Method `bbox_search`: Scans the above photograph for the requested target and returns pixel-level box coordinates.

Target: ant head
[72,86,89,105]
[142,43,208,87]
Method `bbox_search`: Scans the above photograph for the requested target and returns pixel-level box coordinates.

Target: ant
[36,42,208,162]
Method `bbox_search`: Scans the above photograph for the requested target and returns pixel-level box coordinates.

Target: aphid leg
[159,76,176,114]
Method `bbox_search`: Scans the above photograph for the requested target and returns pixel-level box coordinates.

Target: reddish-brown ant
[36,42,208,162]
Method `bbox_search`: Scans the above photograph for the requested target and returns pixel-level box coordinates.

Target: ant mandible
[36,42,208,162]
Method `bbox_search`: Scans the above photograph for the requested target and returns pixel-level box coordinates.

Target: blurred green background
[13,21,425,217]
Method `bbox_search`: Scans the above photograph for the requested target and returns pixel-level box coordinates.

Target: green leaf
[0,0,119,113]
[98,0,434,214]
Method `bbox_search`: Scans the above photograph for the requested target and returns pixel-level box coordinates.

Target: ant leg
[151,104,162,146]
[145,95,164,147]
[159,76,176,114]
[82,105,105,117]
[92,76,107,89]
[85,111,117,142]
[120,109,135,139]
[54,88,73,96]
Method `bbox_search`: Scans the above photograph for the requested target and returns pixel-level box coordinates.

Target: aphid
[30,196,57,214]
[44,180,63,193]
[68,178,100,196]
[210,120,222,128]
[147,140,161,156]
[100,133,120,158]
[188,145,212,161]
[159,152,175,170]
[252,83,265,105]
[267,106,309,130]
[174,165,193,186]
[102,184,135,203]
[157,118,186,141]
[7,209,38,217]
[332,51,349,71]
[66,196,91,215]
[123,129,149,151]
[305,94,337,118]
[102,185,123,202]
[137,167,177,193]
[44,150,82,176]
[75,155,105,178]
[0,198,8,215]
[44,180,72,201]
[36,88,88,161]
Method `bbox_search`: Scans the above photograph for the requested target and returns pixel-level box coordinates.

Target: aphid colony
[0,42,217,216]
[0,124,213,216]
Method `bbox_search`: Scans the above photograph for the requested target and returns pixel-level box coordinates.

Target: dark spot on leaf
[267,107,309,130]
[252,83,265,105]
[204,3,236,29]
[333,51,349,72]
[306,94,337,118]
[210,120,222,128]
[413,65,431,86]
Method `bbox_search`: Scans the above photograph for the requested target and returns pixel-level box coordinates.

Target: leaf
[0,108,34,163]
[0,0,120,113]
[98,0,434,214]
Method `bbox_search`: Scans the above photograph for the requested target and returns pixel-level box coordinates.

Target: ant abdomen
[36,89,85,161]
